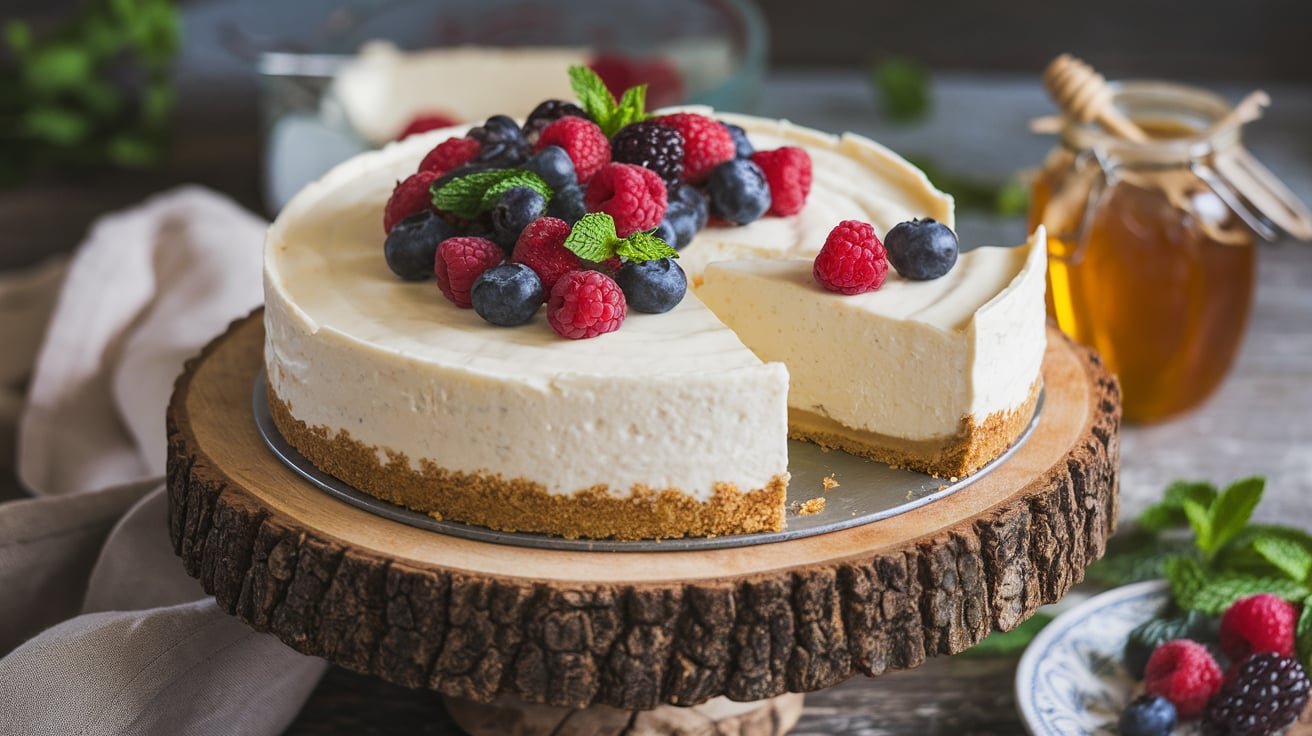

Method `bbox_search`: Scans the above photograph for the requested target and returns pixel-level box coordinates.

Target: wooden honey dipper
[1043,54,1150,143]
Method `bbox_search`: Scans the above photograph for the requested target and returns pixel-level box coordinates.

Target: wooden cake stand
[167,313,1119,734]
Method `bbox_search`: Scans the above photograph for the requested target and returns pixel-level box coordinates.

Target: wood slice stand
[167,313,1119,729]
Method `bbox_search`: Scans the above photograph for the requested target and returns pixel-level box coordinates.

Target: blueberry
[654,203,699,250]
[546,183,587,225]
[615,258,687,314]
[522,145,577,190]
[471,263,544,326]
[670,183,709,230]
[884,218,959,280]
[383,211,455,280]
[721,122,754,159]
[490,186,547,252]
[1117,694,1176,736]
[706,159,771,226]
[469,115,531,167]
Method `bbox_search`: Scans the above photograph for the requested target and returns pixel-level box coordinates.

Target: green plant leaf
[962,613,1054,658]
[1206,477,1264,556]
[612,83,648,133]
[563,213,620,263]
[1248,536,1312,582]
[24,45,93,93]
[1085,530,1196,587]
[478,172,553,211]
[1137,480,1219,532]
[5,20,32,56]
[1169,557,1310,615]
[431,168,552,219]
[569,65,616,128]
[1298,595,1312,670]
[615,230,677,263]
[1182,499,1214,553]
[870,57,930,123]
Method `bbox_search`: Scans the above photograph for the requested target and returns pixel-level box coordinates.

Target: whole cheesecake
[264,110,1044,539]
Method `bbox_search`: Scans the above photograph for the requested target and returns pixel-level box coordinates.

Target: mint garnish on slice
[562,212,678,264]
[431,169,553,219]
[569,65,648,138]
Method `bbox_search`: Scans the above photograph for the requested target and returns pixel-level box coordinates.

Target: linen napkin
[0,186,328,736]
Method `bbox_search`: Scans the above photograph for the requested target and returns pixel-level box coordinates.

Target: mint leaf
[1298,595,1312,669]
[569,65,617,129]
[613,83,649,132]
[1169,557,1310,614]
[1250,536,1312,581]
[1166,556,1210,608]
[1182,498,1215,553]
[432,169,552,219]
[615,230,678,263]
[478,171,553,211]
[1138,480,1219,532]
[563,213,620,263]
[1220,525,1312,581]
[1086,531,1197,587]
[1206,477,1264,555]
[962,613,1054,658]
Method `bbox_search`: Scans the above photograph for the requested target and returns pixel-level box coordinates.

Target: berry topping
[615,258,687,314]
[546,183,588,225]
[547,270,626,339]
[670,182,709,230]
[511,217,579,292]
[536,116,611,184]
[1220,594,1299,662]
[707,158,771,226]
[1144,639,1223,718]
[750,146,813,216]
[722,122,754,159]
[653,203,699,250]
[884,218,959,280]
[584,163,668,238]
[471,263,545,327]
[1203,653,1310,736]
[383,170,439,234]
[655,112,735,183]
[418,137,481,176]
[522,99,588,145]
[468,114,531,167]
[611,121,685,185]
[522,145,579,191]
[813,220,888,295]
[1124,610,1215,680]
[434,237,504,308]
[383,210,455,281]
[1118,694,1178,736]
[490,186,548,252]
[396,112,459,140]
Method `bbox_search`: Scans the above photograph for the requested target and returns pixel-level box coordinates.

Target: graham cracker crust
[268,388,787,540]
[788,381,1042,479]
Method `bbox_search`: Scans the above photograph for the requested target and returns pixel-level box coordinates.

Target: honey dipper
[1042,54,1150,143]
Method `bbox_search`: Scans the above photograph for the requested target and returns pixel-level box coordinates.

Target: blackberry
[522,99,588,145]
[611,121,685,185]
[469,115,531,167]
[1203,653,1310,736]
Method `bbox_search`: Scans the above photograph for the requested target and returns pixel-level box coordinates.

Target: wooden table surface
[6,71,1311,734]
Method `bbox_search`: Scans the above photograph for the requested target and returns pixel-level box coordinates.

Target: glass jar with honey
[1030,81,1311,423]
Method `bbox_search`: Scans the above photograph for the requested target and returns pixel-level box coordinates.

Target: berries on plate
[536,116,611,184]
[490,186,548,252]
[722,122,754,159]
[1124,610,1215,680]
[383,210,455,281]
[584,163,668,238]
[1118,694,1177,736]
[751,146,813,216]
[655,112,735,183]
[383,170,439,234]
[615,258,687,314]
[521,145,578,191]
[812,220,888,295]
[418,136,481,176]
[547,270,627,339]
[653,204,699,250]
[468,114,531,167]
[435,236,504,308]
[512,217,578,292]
[1203,653,1310,736]
[522,99,588,145]
[670,182,709,230]
[396,112,459,140]
[611,120,685,185]
[546,183,588,225]
[707,158,771,226]
[884,218,959,280]
[1143,638,1223,718]
[471,263,545,326]
[1219,593,1298,661]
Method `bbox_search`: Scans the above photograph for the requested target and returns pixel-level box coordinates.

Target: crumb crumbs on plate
[799,498,826,515]
[822,474,839,491]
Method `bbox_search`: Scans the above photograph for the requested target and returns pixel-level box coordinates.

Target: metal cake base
[253,372,1042,552]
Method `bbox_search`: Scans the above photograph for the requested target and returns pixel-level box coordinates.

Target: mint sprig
[569,65,648,137]
[431,169,553,219]
[562,213,678,265]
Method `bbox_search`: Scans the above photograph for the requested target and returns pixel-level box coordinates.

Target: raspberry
[547,270,626,339]
[655,113,735,184]
[1204,653,1310,736]
[1220,594,1299,661]
[812,220,888,295]
[511,217,579,292]
[536,116,610,184]
[522,99,588,145]
[584,163,668,238]
[383,170,438,234]
[396,112,459,140]
[750,147,813,216]
[435,237,504,308]
[1144,639,1223,718]
[418,136,481,176]
[611,121,684,184]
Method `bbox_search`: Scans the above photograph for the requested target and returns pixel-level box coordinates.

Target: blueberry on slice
[471,263,545,326]
[707,159,771,226]
[884,218,959,280]
[546,183,587,225]
[615,258,687,314]
[653,203,700,250]
[490,186,547,252]
[469,114,531,167]
[522,145,578,191]
[383,210,455,280]
[670,182,709,230]
[721,122,754,159]
[1117,694,1177,736]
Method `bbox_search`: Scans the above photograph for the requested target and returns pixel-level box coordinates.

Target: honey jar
[1030,81,1311,423]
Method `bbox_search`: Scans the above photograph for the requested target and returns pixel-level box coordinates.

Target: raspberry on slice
[418,136,481,176]
[396,112,460,140]
[655,113,735,184]
[512,217,579,292]
[547,270,626,339]
[383,170,439,234]
[1219,593,1299,661]
[584,163,668,238]
[535,116,610,184]
[435,237,504,308]
[1144,639,1223,719]
[812,220,888,295]
[750,146,813,216]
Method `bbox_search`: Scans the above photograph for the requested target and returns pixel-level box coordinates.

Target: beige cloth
[0,187,327,735]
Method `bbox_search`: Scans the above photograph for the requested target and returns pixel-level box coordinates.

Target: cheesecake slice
[697,228,1048,478]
